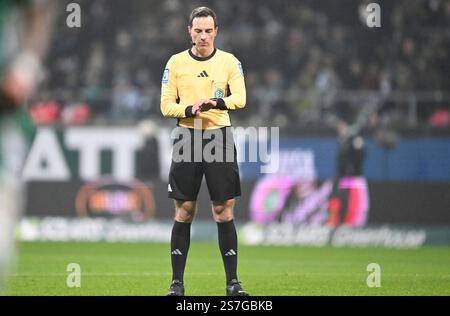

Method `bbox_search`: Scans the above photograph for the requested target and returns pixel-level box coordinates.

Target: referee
[160,7,249,296]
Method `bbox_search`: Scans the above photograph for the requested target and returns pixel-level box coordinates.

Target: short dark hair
[189,7,218,28]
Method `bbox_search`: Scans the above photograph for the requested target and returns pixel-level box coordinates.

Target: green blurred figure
[0,0,55,294]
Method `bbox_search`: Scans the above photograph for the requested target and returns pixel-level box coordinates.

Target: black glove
[200,101,215,112]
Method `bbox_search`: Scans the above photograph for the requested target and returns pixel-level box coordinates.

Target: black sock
[217,220,238,283]
[170,221,191,282]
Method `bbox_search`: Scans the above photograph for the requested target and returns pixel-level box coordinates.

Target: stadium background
[7,0,450,296]
[20,0,450,244]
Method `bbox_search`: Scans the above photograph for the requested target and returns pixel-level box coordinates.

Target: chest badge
[214,88,225,98]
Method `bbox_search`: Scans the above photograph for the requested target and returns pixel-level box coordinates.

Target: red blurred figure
[30,101,61,124]
[429,107,450,127]
[62,103,92,125]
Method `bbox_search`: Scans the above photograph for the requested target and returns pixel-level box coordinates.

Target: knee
[212,200,234,222]
[212,204,225,215]
[175,201,196,223]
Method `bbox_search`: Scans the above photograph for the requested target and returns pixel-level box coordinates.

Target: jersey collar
[189,48,217,61]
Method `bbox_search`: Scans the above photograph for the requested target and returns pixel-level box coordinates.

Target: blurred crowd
[33,0,450,129]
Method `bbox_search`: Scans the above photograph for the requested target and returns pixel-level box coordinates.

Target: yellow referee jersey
[160,48,246,129]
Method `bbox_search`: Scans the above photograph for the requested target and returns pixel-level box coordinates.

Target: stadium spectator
[110,79,142,123]
[30,100,61,125]
[429,106,450,127]
[61,102,91,125]
[30,0,450,128]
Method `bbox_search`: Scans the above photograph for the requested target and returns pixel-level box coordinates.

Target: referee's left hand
[192,99,217,115]
[200,99,216,112]
[192,99,208,115]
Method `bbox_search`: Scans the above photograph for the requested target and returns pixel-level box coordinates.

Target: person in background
[0,0,56,294]
[327,107,369,228]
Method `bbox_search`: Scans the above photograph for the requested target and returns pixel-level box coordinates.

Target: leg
[212,199,249,296]
[0,177,23,295]
[212,199,238,282]
[171,200,196,282]
[205,128,248,295]
[0,120,27,294]
[167,127,203,296]
[167,200,196,296]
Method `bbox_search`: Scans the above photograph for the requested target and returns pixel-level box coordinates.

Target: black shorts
[168,127,241,202]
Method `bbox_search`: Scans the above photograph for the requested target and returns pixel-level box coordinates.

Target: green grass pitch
[7,242,450,296]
